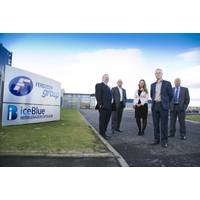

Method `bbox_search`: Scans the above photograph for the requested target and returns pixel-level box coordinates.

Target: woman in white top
[134,79,149,135]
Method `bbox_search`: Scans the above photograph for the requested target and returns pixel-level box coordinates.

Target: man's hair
[102,74,109,79]
[174,78,181,82]
[155,68,163,73]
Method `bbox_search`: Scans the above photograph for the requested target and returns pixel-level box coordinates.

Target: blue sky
[0,33,200,106]
[1,33,200,52]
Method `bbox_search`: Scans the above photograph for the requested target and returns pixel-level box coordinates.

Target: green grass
[186,114,200,122]
[0,109,107,154]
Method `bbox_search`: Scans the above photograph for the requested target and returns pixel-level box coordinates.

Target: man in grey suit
[111,79,127,134]
[169,78,190,140]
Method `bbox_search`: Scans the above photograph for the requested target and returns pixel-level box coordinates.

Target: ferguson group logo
[9,76,33,96]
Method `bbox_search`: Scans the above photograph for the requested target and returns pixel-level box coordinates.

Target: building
[62,93,96,109]
[0,43,12,66]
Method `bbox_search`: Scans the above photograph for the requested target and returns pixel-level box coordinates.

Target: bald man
[95,74,112,140]
[169,78,190,140]
[111,79,127,134]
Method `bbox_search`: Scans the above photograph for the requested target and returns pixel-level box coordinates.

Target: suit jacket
[170,86,190,111]
[112,87,127,109]
[151,80,173,110]
[95,82,112,110]
[134,90,149,106]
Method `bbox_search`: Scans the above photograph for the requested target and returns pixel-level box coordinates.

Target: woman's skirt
[135,103,148,119]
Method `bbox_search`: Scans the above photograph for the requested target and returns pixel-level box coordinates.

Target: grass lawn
[186,115,200,122]
[0,109,107,154]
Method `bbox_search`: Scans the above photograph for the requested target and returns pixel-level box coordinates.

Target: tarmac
[80,109,200,167]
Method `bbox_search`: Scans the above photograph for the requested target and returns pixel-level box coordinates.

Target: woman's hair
[138,79,148,93]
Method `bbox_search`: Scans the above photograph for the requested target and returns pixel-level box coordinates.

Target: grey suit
[170,86,190,137]
[111,87,127,131]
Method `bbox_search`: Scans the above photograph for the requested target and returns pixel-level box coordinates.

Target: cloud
[61,48,148,98]
[12,48,149,98]
[170,65,200,87]
[187,82,200,89]
[11,48,200,106]
[168,65,200,106]
[177,47,200,62]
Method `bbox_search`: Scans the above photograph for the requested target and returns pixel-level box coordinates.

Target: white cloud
[167,65,200,106]
[178,47,200,62]
[12,48,150,98]
[11,48,200,106]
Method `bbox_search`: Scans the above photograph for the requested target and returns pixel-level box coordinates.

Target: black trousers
[99,108,112,136]
[170,105,186,137]
[111,102,124,130]
[136,117,147,132]
[152,102,169,144]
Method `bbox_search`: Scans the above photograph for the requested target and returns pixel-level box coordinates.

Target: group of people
[95,68,190,148]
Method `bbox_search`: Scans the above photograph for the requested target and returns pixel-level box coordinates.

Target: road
[80,109,200,167]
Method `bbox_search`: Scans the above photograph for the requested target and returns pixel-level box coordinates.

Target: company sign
[2,66,61,126]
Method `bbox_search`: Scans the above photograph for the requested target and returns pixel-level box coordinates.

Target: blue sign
[7,105,18,120]
[9,76,33,96]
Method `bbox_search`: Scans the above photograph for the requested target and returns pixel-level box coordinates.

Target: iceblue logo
[7,105,17,120]
[9,76,33,96]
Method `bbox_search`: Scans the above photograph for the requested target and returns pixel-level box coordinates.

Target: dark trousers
[170,105,186,137]
[99,108,112,136]
[152,102,169,144]
[136,118,147,132]
[111,103,124,130]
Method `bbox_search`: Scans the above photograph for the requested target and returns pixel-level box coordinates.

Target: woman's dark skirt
[135,103,148,119]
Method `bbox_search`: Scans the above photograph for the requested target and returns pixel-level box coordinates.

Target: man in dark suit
[169,78,190,140]
[95,74,112,139]
[151,68,173,148]
[111,79,127,134]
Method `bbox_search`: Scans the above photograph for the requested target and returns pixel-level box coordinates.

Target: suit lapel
[160,80,164,95]
[179,87,183,101]
[153,83,156,99]
[173,87,175,98]
[115,87,120,101]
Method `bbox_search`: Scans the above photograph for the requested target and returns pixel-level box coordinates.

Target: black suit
[170,87,190,137]
[111,87,127,130]
[95,82,112,136]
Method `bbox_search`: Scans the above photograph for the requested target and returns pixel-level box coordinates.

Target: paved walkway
[80,109,200,167]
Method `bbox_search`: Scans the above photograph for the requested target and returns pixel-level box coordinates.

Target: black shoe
[104,135,111,140]
[112,129,115,134]
[151,140,160,145]
[141,131,145,136]
[115,129,122,133]
[168,134,175,138]
[137,131,142,136]
[181,136,186,140]
[161,143,168,148]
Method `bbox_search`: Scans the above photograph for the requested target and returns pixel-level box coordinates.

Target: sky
[0,33,200,106]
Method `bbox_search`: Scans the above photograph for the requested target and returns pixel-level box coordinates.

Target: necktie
[174,87,179,103]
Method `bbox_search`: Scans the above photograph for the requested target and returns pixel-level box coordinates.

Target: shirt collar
[156,79,163,83]
[118,86,122,90]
